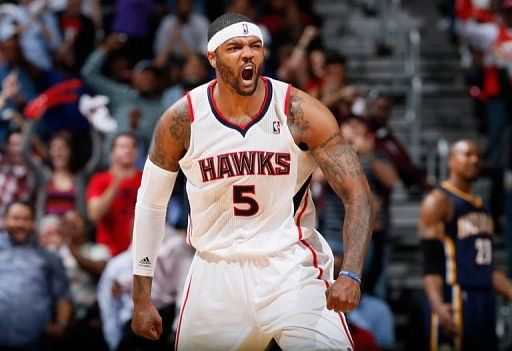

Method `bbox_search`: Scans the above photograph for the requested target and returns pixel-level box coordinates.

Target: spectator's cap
[133,59,158,74]
[502,0,512,9]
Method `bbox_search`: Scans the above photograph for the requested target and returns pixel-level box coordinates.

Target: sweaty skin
[132,33,373,340]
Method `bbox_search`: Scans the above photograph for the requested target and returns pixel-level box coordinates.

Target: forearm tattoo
[149,100,190,171]
[313,134,373,276]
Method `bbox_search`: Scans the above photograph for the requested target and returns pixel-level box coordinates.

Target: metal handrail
[405,29,422,164]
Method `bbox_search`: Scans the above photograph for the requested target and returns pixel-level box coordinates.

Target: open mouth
[241,65,255,84]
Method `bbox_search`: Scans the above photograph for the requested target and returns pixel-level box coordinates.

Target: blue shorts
[424,285,497,351]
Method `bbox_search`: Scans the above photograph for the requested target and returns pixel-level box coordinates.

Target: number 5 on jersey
[233,185,259,216]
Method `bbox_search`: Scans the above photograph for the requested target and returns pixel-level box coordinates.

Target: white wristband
[132,158,178,277]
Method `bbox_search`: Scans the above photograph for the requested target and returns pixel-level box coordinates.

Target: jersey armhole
[284,84,292,116]
[186,92,195,123]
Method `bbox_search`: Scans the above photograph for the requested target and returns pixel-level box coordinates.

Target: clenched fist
[325,275,361,312]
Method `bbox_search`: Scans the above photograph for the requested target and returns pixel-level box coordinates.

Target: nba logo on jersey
[242,23,249,34]
[273,121,281,134]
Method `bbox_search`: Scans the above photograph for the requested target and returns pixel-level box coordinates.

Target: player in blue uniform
[418,139,512,351]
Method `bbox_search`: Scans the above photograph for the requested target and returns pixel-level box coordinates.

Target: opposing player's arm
[287,88,373,278]
[132,98,190,340]
[492,269,512,300]
[418,190,458,335]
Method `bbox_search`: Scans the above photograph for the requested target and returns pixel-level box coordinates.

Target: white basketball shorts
[174,231,355,351]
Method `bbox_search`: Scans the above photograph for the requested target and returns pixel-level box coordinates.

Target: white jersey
[179,77,317,257]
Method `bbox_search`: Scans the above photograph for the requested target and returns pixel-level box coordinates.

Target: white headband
[207,21,264,52]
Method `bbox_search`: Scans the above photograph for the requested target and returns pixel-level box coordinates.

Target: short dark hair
[208,13,254,42]
[111,132,137,151]
[4,200,34,218]
[325,51,347,66]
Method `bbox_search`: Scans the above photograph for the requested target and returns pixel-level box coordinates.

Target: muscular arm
[419,191,448,307]
[419,190,450,310]
[418,190,459,335]
[288,88,373,277]
[132,98,190,328]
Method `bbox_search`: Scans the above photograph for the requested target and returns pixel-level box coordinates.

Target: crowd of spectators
[0,0,440,350]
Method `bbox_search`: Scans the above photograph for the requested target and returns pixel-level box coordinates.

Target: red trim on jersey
[295,190,309,240]
[300,237,323,279]
[186,214,192,246]
[175,277,192,351]
[284,84,292,116]
[325,281,355,348]
[186,93,195,123]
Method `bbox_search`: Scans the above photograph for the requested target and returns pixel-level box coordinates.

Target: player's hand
[132,300,163,340]
[434,303,459,337]
[325,275,361,312]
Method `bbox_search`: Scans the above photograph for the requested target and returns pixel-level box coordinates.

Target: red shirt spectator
[86,133,141,256]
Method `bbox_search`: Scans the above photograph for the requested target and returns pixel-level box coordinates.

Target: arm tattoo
[313,135,373,276]
[287,94,310,136]
[149,100,190,171]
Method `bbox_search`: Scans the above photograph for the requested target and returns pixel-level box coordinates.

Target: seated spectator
[154,0,209,60]
[87,133,141,256]
[366,96,433,193]
[21,125,103,223]
[0,200,72,349]
[97,226,194,351]
[81,34,165,154]
[54,0,96,75]
[0,130,35,229]
[39,211,110,320]
[0,0,62,70]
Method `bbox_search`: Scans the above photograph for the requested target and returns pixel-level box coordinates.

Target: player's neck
[447,176,472,194]
[213,78,266,121]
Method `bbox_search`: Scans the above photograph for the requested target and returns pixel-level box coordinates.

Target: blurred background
[0,0,511,350]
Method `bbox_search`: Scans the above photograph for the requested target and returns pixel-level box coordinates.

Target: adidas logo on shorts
[139,257,151,266]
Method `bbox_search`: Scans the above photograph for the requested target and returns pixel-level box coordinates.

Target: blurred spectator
[0,200,72,349]
[54,0,96,75]
[86,133,141,256]
[276,25,319,90]
[0,0,62,70]
[366,96,433,193]
[458,1,512,166]
[81,33,165,153]
[349,293,396,350]
[154,0,209,59]
[111,0,157,61]
[160,53,210,107]
[97,245,133,350]
[98,226,194,351]
[21,123,102,223]
[319,52,363,120]
[39,211,110,319]
[0,130,35,230]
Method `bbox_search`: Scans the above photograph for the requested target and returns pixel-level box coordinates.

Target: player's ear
[207,51,217,70]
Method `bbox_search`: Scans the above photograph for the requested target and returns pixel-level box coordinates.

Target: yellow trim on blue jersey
[441,181,483,208]
[431,313,439,351]
[443,235,457,285]
[453,284,463,351]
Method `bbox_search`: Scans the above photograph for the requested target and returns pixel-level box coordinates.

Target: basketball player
[130,13,373,351]
[419,140,512,351]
